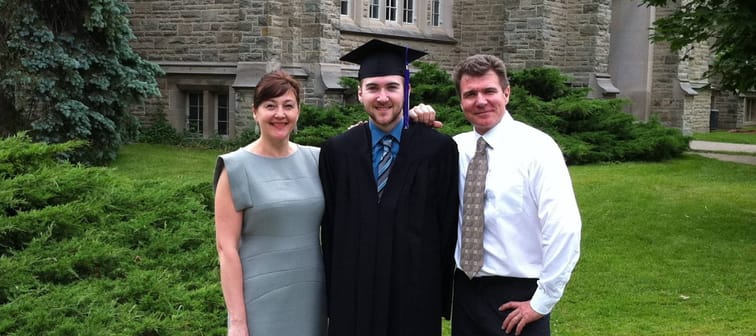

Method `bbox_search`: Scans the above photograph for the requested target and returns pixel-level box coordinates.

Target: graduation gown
[319,122,459,336]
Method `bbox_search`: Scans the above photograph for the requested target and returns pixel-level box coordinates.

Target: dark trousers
[452,269,551,336]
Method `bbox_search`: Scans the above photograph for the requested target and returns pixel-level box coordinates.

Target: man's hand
[409,103,443,128]
[499,300,543,336]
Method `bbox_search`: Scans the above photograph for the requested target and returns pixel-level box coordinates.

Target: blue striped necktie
[376,135,394,198]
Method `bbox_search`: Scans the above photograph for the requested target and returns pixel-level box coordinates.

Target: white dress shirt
[453,112,582,315]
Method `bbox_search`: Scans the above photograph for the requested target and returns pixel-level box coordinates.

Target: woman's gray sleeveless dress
[214,145,326,336]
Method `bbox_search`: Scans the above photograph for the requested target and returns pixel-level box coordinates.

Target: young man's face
[358,75,406,132]
[459,69,510,134]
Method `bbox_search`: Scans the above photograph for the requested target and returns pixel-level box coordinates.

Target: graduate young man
[318,39,460,336]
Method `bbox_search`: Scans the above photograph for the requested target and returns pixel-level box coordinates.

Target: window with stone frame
[346,0,448,31]
[185,91,230,137]
[217,93,229,136]
[402,0,414,23]
[385,0,398,21]
[187,92,203,135]
[431,0,441,26]
[746,97,756,124]
[369,0,380,19]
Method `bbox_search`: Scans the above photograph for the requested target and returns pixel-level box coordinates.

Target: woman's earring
[254,121,260,136]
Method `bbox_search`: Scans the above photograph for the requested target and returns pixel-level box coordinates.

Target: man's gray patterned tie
[376,135,394,199]
[460,137,488,279]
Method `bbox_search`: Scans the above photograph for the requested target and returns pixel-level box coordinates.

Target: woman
[213,70,326,336]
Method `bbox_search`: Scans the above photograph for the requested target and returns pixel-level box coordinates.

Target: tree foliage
[0,0,162,165]
[641,0,756,92]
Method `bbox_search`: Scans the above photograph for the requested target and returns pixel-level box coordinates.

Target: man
[318,39,459,336]
[451,54,582,336]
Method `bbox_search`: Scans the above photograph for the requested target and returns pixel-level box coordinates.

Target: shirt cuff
[530,286,557,315]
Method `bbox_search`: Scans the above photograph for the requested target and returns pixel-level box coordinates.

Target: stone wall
[124,0,342,137]
[126,0,242,62]
[234,89,255,135]
[122,0,740,137]
[711,84,747,130]
[646,0,714,134]
[451,0,507,67]
[680,39,713,134]
[125,0,243,134]
[543,1,568,70]
[562,0,611,86]
[682,90,712,134]
[649,4,683,129]
[713,92,743,129]
[450,0,612,89]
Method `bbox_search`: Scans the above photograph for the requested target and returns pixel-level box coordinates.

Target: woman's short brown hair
[253,70,301,109]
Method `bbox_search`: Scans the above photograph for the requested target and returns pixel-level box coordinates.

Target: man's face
[459,69,510,134]
[358,75,406,132]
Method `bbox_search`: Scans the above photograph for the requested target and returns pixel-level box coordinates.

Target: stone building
[123,0,753,139]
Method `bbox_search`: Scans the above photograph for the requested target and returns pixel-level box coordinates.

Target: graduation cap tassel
[403,47,410,129]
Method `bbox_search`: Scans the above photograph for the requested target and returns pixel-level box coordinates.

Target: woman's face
[254,89,299,141]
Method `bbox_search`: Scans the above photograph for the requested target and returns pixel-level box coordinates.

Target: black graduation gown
[319,122,459,336]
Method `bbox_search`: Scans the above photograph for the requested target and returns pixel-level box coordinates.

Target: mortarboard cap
[340,39,427,128]
[340,39,427,80]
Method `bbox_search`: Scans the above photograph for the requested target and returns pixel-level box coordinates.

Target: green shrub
[0,132,85,179]
[505,68,689,164]
[411,62,459,106]
[339,76,360,104]
[509,67,574,101]
[291,104,366,146]
[138,108,184,146]
[507,86,564,134]
[0,135,224,334]
[431,105,473,136]
[133,64,689,165]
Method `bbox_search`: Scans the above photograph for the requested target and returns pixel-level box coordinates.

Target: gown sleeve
[437,137,460,319]
[318,141,335,316]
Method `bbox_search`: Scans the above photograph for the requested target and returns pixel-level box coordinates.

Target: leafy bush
[138,108,184,146]
[339,76,360,105]
[509,67,574,101]
[0,134,224,334]
[506,68,690,164]
[0,132,84,180]
[411,62,459,106]
[291,104,366,147]
[135,63,689,165]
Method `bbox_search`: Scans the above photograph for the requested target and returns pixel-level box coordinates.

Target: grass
[560,155,755,335]
[693,126,756,145]
[112,143,225,183]
[111,144,756,336]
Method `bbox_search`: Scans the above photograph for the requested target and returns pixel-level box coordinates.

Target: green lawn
[111,144,756,336]
[112,143,225,184]
[693,126,756,145]
[559,156,755,335]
